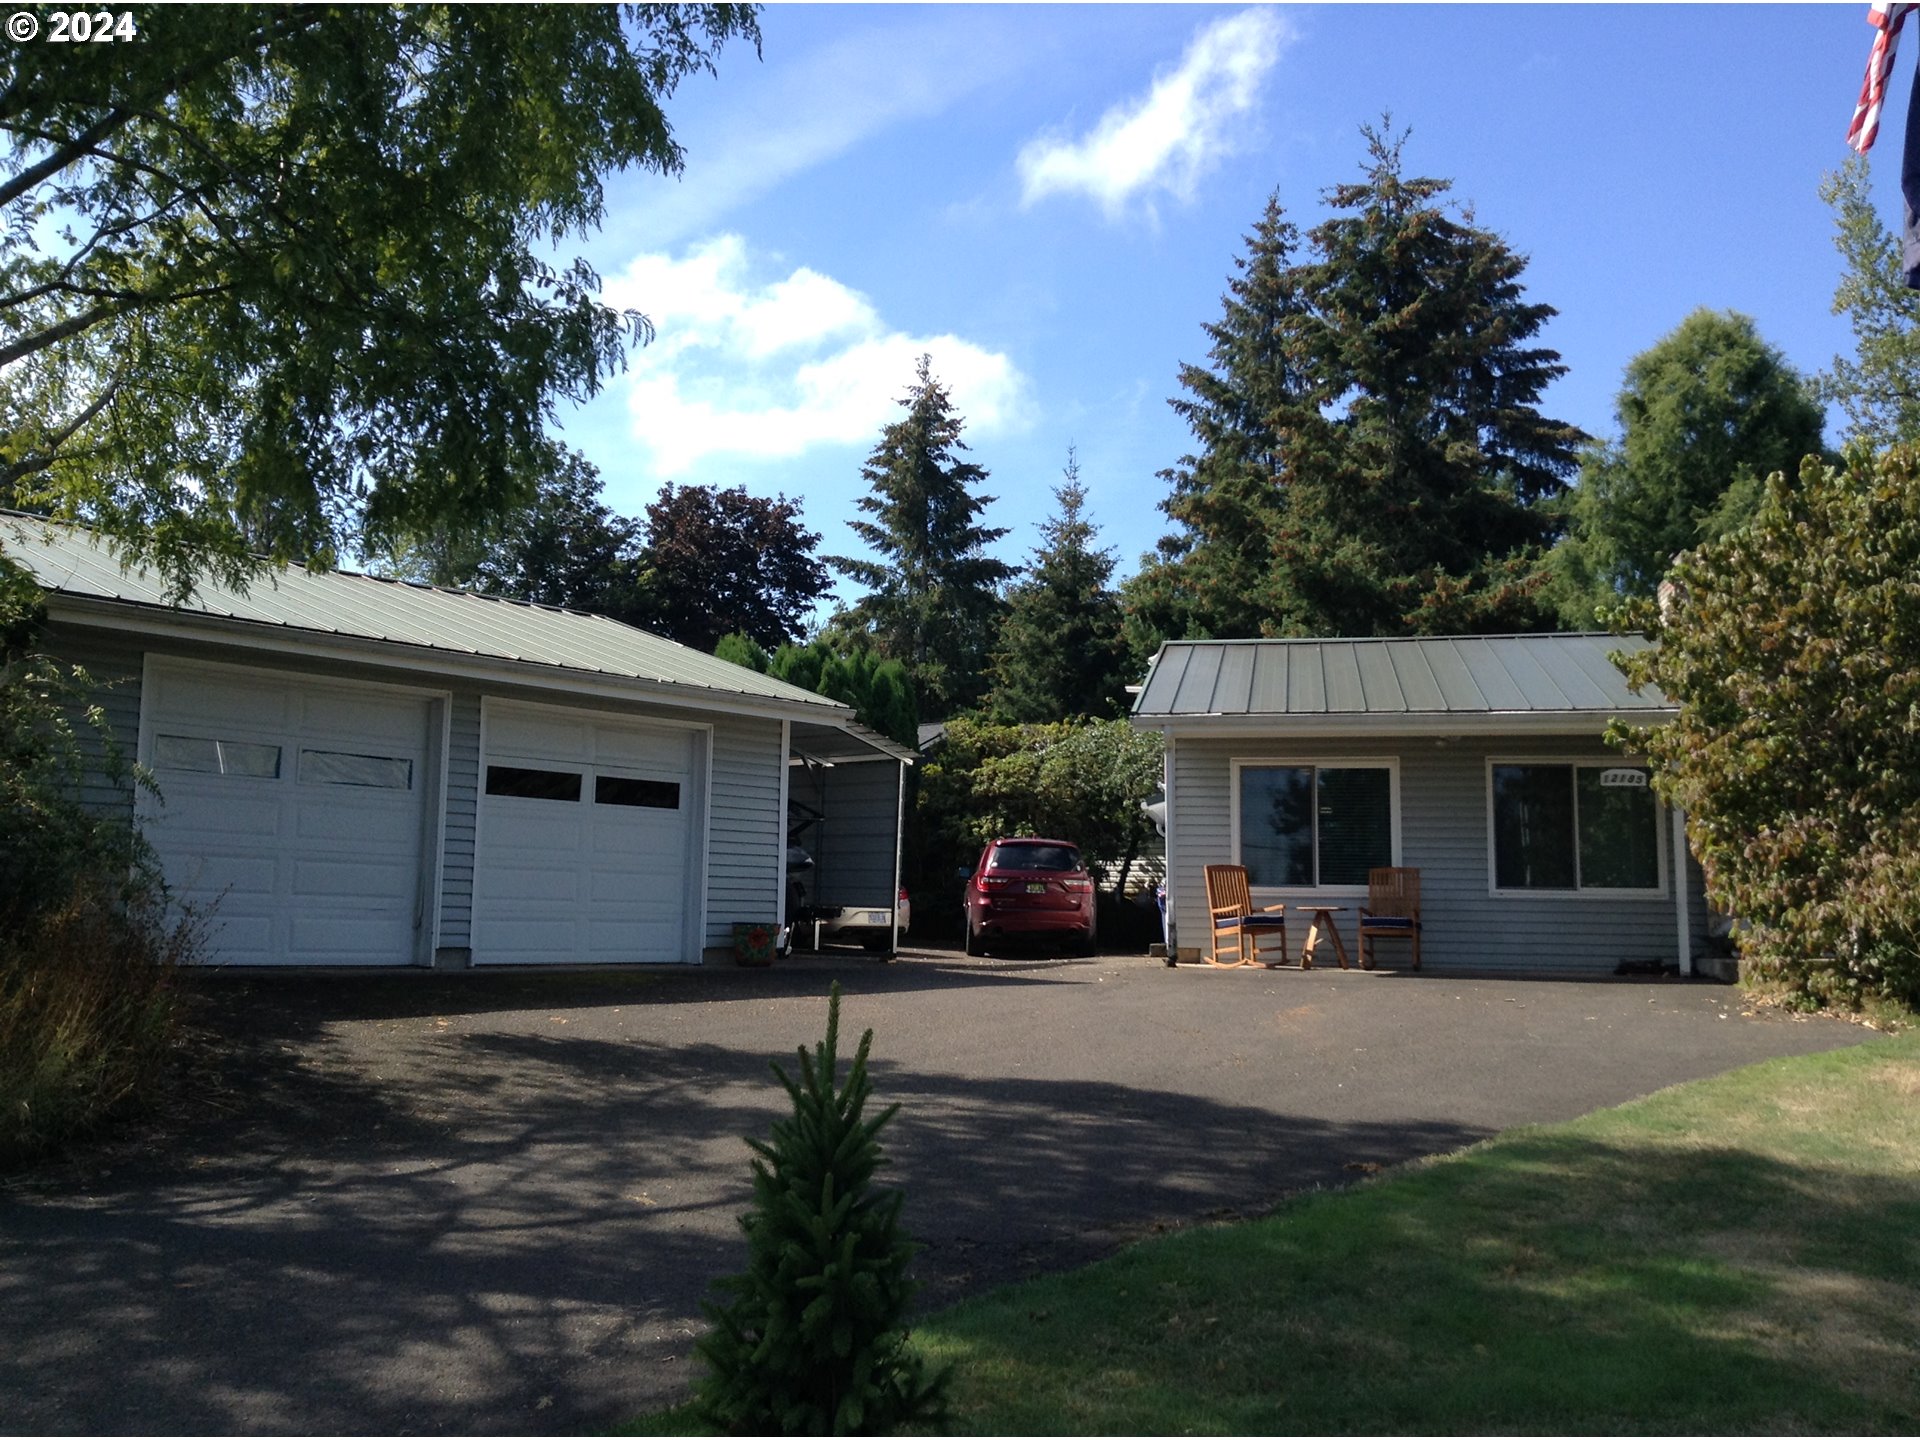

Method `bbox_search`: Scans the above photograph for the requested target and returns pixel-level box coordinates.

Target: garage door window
[485,765,583,802]
[594,776,680,809]
[154,733,282,779]
[301,749,413,790]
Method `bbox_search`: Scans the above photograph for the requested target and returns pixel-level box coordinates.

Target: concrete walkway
[0,952,1870,1435]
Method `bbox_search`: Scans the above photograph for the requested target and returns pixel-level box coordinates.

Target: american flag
[1848,1,1920,153]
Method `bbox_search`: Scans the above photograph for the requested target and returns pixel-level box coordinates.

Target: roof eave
[1129,707,1676,738]
[45,593,858,726]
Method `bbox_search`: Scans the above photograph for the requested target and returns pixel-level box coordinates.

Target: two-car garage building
[8,516,912,969]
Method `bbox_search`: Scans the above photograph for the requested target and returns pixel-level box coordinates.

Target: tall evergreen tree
[988,447,1129,722]
[1545,309,1827,628]
[1132,124,1585,641]
[831,355,1014,715]
[1123,195,1309,647]
[1817,155,1920,450]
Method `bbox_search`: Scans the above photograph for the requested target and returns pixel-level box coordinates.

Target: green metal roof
[1133,634,1672,720]
[4,515,852,718]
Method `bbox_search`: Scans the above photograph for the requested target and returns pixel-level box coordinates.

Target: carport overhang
[783,720,918,952]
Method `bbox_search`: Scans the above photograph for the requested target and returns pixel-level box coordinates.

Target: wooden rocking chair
[1203,864,1290,968]
[1358,867,1421,971]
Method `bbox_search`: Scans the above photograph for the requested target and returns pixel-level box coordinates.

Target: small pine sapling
[696,983,949,1435]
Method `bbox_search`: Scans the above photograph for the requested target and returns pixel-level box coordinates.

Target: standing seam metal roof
[1133,634,1669,718]
[4,516,852,715]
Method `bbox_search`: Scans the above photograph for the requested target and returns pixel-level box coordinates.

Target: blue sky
[554,3,1904,610]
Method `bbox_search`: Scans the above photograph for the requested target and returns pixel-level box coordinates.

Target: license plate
[1025,883,1047,894]
[863,912,887,925]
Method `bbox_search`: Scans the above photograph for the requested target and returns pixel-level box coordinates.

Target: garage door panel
[144,664,431,967]
[296,691,426,744]
[204,914,276,954]
[483,865,584,903]
[290,857,416,902]
[286,912,416,958]
[292,795,419,843]
[489,709,592,760]
[593,723,688,767]
[475,703,700,965]
[589,816,686,856]
[149,670,293,732]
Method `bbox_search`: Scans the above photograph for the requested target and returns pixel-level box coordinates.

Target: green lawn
[911,1030,1920,1435]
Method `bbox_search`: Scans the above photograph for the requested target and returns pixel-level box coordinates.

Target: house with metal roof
[6,514,913,968]
[1131,634,1709,975]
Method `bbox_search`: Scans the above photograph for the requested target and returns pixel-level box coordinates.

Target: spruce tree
[1122,194,1309,646]
[1134,124,1585,641]
[830,356,1014,715]
[988,448,1129,722]
[696,983,948,1436]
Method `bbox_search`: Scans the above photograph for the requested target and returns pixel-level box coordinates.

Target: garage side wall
[813,762,900,909]
[40,622,144,820]
[704,712,785,952]
[1166,731,1707,974]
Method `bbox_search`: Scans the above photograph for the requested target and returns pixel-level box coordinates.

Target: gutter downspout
[1673,804,1692,977]
[891,760,906,957]
[1162,731,1177,957]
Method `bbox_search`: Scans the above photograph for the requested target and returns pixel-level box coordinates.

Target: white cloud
[619,17,1018,247]
[1017,8,1290,218]
[603,237,1031,474]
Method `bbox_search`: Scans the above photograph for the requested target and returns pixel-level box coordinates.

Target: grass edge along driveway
[636,1028,1920,1434]
[912,1029,1920,1435]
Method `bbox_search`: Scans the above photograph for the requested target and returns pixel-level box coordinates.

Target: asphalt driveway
[0,951,1872,1435]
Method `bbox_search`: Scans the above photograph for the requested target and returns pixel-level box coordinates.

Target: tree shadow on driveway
[0,963,1869,1436]
[1,1016,1481,1435]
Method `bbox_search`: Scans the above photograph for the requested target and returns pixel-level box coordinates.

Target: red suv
[964,838,1097,957]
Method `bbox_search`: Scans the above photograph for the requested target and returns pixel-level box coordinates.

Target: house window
[485,765,583,802]
[1237,763,1393,888]
[154,733,282,779]
[1492,763,1660,892]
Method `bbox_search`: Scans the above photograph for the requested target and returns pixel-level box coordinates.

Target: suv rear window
[989,842,1082,873]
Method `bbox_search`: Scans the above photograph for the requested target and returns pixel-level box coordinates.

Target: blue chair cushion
[1218,913,1287,930]
[1362,915,1417,929]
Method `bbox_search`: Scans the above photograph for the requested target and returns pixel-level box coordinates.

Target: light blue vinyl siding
[789,761,900,909]
[439,692,482,948]
[1167,732,1706,973]
[41,622,143,819]
[704,714,784,946]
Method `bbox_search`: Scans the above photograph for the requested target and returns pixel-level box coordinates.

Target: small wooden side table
[1296,906,1350,970]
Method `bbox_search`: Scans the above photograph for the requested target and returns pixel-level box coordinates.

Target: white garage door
[473,702,702,965]
[141,662,435,966]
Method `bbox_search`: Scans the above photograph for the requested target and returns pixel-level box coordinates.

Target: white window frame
[1229,756,1401,898]
[1484,755,1669,900]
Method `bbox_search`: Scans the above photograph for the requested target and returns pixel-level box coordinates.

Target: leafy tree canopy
[1129,123,1584,642]
[1545,309,1826,628]
[916,717,1162,903]
[1817,155,1920,451]
[0,4,760,593]
[831,355,1013,716]
[636,482,831,653]
[987,447,1130,723]
[381,449,649,625]
[1612,448,1920,1012]
[718,633,918,750]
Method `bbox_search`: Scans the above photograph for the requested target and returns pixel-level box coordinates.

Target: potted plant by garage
[732,922,777,967]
